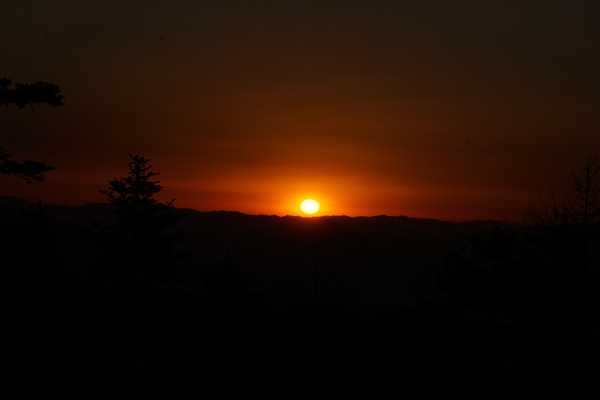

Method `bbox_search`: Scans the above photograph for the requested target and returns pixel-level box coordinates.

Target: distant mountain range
[0,196,510,307]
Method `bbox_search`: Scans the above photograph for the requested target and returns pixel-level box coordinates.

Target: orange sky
[1,1,599,221]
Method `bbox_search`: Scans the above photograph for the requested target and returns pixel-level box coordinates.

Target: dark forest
[3,152,599,398]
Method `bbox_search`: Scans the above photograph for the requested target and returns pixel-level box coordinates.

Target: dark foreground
[4,198,599,399]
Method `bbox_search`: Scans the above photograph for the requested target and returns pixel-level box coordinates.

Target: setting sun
[300,199,320,214]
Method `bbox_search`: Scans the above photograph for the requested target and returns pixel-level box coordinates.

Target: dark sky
[2,0,599,220]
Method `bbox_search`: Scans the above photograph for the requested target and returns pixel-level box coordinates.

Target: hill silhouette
[3,195,598,398]
[0,196,506,306]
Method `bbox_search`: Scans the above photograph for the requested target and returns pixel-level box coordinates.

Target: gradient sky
[1,0,599,221]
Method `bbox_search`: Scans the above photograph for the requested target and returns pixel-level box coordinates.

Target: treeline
[1,155,598,399]
[2,77,599,398]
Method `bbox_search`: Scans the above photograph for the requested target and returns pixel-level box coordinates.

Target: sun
[300,199,320,215]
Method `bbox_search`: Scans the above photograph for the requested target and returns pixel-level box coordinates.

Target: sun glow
[300,199,320,214]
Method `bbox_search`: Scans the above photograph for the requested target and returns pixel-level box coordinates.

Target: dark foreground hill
[3,196,598,399]
[0,196,506,306]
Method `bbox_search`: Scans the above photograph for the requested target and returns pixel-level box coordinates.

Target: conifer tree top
[100,154,172,208]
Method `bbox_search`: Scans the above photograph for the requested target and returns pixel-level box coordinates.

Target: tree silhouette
[0,147,55,183]
[436,157,600,398]
[528,154,600,229]
[526,154,600,277]
[0,77,64,109]
[95,154,184,286]
[0,76,63,183]
[571,155,600,227]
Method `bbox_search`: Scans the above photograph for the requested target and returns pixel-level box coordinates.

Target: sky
[1,0,599,221]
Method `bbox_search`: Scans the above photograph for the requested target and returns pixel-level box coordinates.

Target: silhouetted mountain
[0,196,507,306]
[4,196,598,398]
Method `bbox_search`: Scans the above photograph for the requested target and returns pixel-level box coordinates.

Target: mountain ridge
[0,195,510,306]
[0,195,505,223]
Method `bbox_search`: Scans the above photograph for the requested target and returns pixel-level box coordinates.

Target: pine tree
[97,154,184,286]
[0,147,55,183]
[0,76,63,183]
[0,77,64,109]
